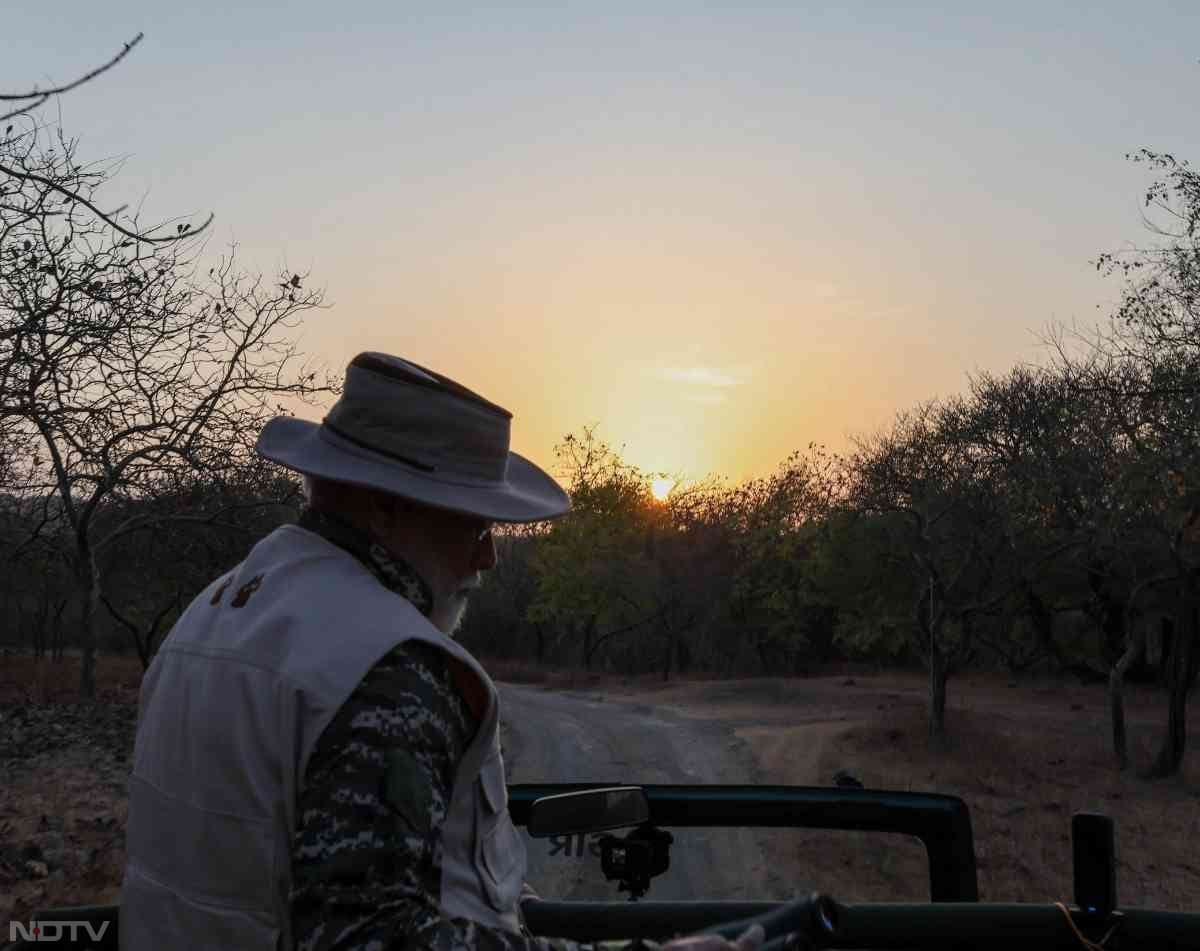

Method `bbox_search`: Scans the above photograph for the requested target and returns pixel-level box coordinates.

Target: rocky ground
[1,691,137,926]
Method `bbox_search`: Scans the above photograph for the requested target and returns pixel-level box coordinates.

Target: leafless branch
[0,34,146,123]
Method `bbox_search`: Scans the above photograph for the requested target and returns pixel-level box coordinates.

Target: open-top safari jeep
[8,783,1200,949]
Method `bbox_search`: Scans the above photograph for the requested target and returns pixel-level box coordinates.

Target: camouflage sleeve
[290,640,650,951]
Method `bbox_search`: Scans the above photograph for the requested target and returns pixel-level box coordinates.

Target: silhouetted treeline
[3,97,1197,775]
[456,149,1200,774]
[0,469,303,665]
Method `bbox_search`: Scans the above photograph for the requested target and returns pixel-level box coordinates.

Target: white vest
[120,525,527,951]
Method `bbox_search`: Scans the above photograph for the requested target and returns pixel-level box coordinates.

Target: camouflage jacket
[289,508,645,951]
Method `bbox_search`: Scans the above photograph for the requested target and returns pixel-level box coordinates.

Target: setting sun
[651,478,675,501]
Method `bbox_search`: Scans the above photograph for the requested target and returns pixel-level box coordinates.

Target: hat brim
[256,416,571,524]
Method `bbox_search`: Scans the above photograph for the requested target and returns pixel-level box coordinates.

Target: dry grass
[848,680,1200,911]
[0,652,144,707]
[646,672,1200,910]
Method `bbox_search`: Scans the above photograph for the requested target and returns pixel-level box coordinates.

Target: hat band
[322,420,437,473]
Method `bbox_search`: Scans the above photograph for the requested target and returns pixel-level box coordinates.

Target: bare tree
[2,34,146,124]
[1093,151,1200,365]
[0,125,336,698]
[1,33,213,243]
[1051,151,1200,776]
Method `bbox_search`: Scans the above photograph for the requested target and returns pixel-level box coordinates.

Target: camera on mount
[597,824,675,901]
[526,786,674,900]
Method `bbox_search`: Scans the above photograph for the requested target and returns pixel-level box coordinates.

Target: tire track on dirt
[498,683,803,904]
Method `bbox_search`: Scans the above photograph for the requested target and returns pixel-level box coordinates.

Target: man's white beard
[400,533,482,638]
[429,589,470,637]
[428,575,481,638]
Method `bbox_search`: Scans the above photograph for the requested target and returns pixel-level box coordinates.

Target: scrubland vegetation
[3,33,1200,928]
[3,117,1199,774]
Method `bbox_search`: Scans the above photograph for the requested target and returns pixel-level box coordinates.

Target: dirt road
[7,654,1199,921]
[498,682,822,903]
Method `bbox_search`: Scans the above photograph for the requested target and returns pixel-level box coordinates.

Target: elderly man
[120,353,763,951]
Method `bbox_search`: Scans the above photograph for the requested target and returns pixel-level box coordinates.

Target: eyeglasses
[433,509,494,546]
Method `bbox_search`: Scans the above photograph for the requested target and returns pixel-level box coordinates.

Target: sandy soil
[573,671,1200,908]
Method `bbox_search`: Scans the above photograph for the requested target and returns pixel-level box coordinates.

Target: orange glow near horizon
[16,6,1195,496]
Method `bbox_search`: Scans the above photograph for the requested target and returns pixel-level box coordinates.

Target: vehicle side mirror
[527,786,650,838]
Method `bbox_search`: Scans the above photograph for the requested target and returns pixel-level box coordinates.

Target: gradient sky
[6,3,1200,488]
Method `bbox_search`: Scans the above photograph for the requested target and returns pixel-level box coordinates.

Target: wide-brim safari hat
[256,352,571,523]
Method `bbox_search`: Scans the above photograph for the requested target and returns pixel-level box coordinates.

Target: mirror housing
[527,786,650,838]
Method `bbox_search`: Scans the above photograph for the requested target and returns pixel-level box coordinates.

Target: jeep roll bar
[508,783,979,902]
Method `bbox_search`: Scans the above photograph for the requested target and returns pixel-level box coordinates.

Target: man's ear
[363,491,398,536]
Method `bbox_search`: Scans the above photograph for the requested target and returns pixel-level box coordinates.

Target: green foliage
[482,145,1200,757]
[526,427,659,664]
[806,508,914,660]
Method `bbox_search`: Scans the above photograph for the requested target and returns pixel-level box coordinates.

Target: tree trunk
[1109,627,1146,771]
[1159,617,1175,686]
[661,626,674,683]
[1025,582,1057,664]
[1100,598,1126,668]
[1087,560,1127,667]
[675,635,691,674]
[582,618,594,672]
[50,597,69,663]
[1146,587,1198,778]
[534,623,545,664]
[52,601,65,662]
[101,591,178,669]
[929,646,948,748]
[755,633,771,674]
[917,579,949,748]
[75,544,99,700]
[31,594,49,659]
